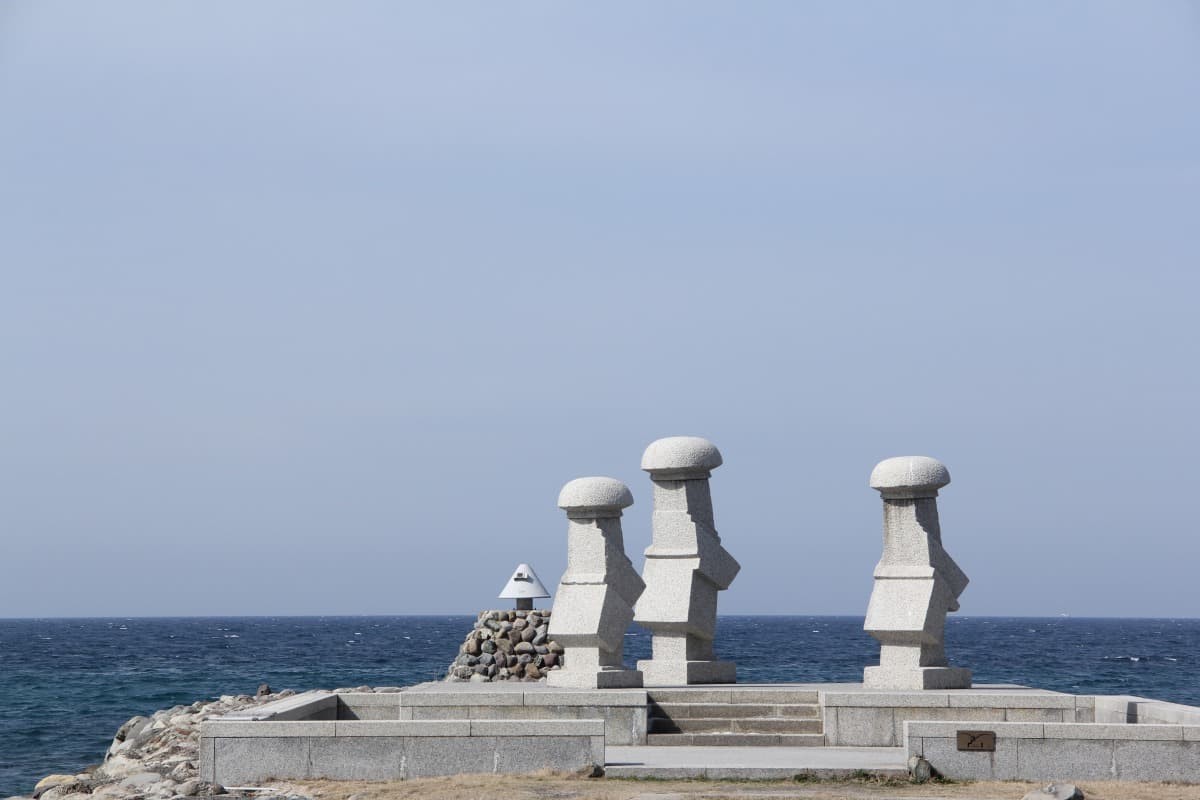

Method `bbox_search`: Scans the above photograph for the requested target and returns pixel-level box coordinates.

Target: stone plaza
[200,437,1200,784]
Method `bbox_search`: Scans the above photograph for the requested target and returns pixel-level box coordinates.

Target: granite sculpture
[863,455,971,690]
[635,436,740,685]
[546,476,645,688]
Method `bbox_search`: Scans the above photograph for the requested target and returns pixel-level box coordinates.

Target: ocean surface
[2,615,1198,796]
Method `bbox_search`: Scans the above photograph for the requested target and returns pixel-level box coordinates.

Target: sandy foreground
[291,774,1200,800]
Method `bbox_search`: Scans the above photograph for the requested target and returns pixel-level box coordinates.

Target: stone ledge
[907,720,1200,745]
[905,721,1045,739]
[337,692,402,707]
[1042,722,1184,741]
[201,718,607,740]
[219,691,336,721]
[948,693,1074,709]
[331,721,470,737]
[523,690,648,707]
[911,724,1200,782]
[469,720,604,736]
[823,692,948,708]
[400,691,525,707]
[201,721,336,738]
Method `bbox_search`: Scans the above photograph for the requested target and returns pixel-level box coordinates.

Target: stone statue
[546,476,645,688]
[863,456,971,690]
[635,436,740,685]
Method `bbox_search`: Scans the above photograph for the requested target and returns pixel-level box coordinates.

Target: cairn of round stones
[546,476,646,689]
[635,436,740,686]
[863,455,971,690]
[445,609,564,682]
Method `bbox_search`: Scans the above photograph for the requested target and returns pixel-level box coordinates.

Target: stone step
[649,716,823,734]
[649,702,820,719]
[645,732,827,747]
[646,688,820,705]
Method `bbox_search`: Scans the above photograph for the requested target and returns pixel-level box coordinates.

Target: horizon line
[2,613,1198,621]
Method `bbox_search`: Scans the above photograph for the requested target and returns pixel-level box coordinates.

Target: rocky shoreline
[8,686,355,800]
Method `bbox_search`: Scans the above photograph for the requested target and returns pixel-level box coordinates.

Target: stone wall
[821,688,1091,747]
[200,719,604,783]
[445,609,564,682]
[907,720,1200,782]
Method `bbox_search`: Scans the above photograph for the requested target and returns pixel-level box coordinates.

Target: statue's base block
[638,659,736,686]
[863,665,972,690]
[545,668,643,689]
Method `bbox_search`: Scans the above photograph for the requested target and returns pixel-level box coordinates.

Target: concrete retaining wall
[906,721,1200,782]
[821,689,1092,747]
[398,688,648,745]
[1094,695,1200,726]
[199,719,604,784]
[218,686,647,746]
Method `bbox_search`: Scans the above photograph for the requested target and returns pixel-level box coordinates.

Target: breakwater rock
[14,688,321,800]
[445,609,564,682]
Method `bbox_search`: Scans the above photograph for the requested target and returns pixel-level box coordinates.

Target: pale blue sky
[1,2,1197,617]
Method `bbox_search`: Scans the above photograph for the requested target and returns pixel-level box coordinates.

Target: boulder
[1022,785,1084,800]
[118,772,164,791]
[94,754,145,780]
[906,755,932,782]
[32,777,77,799]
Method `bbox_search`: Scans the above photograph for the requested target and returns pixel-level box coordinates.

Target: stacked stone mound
[446,609,564,682]
[20,687,318,800]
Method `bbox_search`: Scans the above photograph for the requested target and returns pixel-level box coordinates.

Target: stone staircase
[646,687,824,746]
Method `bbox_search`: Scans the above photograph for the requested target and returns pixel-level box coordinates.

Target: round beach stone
[557,477,633,513]
[640,436,723,478]
[869,456,950,497]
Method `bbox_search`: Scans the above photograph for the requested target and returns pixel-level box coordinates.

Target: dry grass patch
[290,774,1200,800]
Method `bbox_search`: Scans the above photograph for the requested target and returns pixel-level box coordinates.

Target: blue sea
[2,615,1197,796]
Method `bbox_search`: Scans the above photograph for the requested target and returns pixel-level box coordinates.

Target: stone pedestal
[863,456,971,690]
[635,436,740,686]
[546,477,645,689]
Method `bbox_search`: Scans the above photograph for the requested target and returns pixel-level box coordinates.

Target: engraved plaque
[956,730,996,751]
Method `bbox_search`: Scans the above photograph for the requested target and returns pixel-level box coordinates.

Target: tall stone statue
[635,436,740,685]
[863,456,971,690]
[546,477,645,689]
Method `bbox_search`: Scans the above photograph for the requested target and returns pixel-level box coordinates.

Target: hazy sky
[2,2,1197,618]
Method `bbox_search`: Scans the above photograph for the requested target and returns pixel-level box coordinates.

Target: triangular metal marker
[498,563,551,609]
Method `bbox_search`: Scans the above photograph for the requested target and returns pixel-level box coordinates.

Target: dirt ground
[291,773,1200,800]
